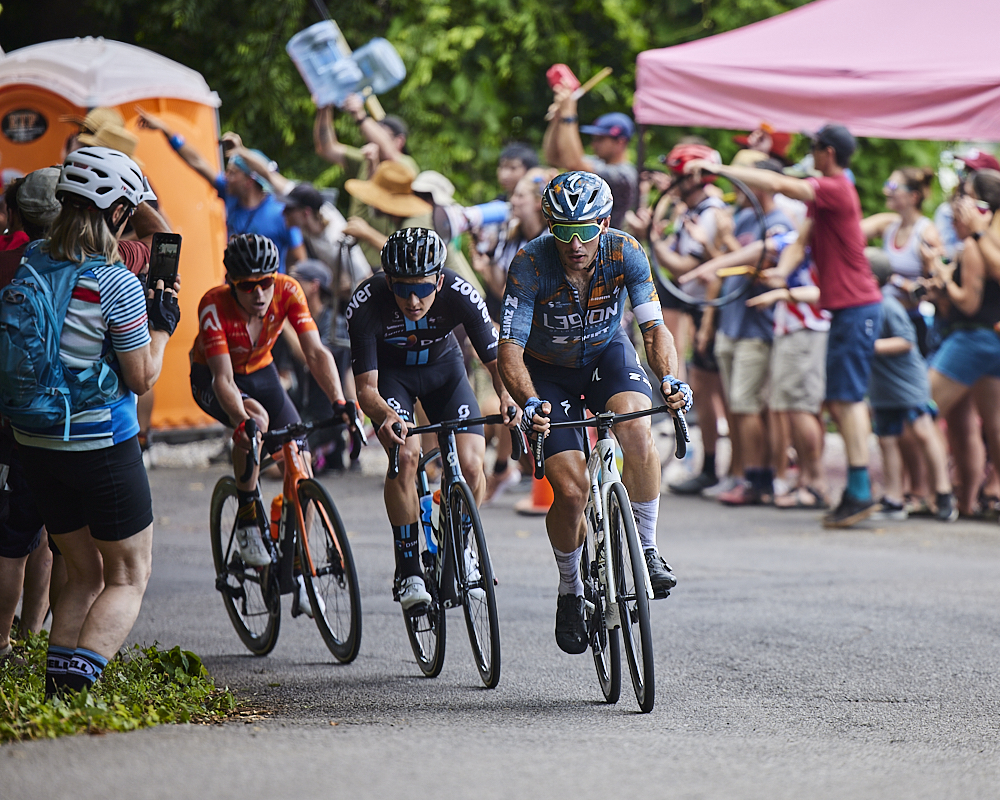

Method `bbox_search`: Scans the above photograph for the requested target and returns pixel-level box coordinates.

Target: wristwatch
[560,116,578,124]
[971,231,983,241]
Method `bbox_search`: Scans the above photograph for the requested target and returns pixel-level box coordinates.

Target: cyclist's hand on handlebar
[377,413,408,450]
[521,397,551,437]
[499,392,522,429]
[232,417,263,453]
[661,376,693,414]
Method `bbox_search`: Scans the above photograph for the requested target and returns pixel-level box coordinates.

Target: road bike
[387,411,521,688]
[210,411,365,660]
[531,405,688,713]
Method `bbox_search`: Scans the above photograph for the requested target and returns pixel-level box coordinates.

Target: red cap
[958,149,1000,173]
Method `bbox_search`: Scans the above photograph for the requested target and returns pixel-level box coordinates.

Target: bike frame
[584,415,654,633]
[260,439,342,594]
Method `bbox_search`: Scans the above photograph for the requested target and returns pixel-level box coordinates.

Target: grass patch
[0,630,238,742]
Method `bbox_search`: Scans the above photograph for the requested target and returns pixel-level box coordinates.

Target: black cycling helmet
[381,227,447,278]
[224,234,280,278]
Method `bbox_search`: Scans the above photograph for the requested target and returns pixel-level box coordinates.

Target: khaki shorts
[714,332,771,414]
[770,329,828,413]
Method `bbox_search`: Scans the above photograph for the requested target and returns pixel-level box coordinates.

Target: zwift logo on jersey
[501,294,518,337]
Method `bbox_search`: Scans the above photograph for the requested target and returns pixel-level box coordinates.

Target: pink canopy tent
[634,0,1000,141]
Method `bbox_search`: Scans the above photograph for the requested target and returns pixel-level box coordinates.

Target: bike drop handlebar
[387,406,523,480]
[529,405,689,480]
[262,400,368,451]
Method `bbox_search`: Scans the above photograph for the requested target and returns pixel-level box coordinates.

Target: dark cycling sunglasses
[232,276,275,293]
[550,222,603,244]
[390,280,438,299]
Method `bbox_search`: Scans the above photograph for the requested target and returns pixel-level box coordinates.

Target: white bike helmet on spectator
[57,146,155,211]
[541,171,613,223]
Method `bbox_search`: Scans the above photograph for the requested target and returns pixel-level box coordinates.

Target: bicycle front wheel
[210,476,280,656]
[450,481,501,688]
[608,483,655,713]
[582,534,620,704]
[297,479,362,663]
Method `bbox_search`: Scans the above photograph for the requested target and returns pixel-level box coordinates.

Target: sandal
[775,486,828,510]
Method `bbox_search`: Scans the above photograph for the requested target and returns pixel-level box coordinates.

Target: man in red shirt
[688,124,883,527]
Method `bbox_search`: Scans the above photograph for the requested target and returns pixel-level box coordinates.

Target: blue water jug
[286,21,405,107]
[419,494,438,554]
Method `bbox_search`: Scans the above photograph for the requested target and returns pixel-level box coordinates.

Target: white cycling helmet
[57,146,155,210]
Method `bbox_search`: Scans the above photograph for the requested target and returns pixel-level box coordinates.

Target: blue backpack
[0,244,120,440]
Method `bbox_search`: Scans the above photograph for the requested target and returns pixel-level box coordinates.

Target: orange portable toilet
[0,37,228,430]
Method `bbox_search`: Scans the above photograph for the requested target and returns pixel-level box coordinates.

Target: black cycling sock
[45,645,74,699]
[393,523,421,579]
[62,648,108,693]
[702,452,717,479]
[236,491,257,522]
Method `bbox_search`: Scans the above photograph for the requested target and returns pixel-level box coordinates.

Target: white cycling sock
[631,498,659,551]
[553,545,584,596]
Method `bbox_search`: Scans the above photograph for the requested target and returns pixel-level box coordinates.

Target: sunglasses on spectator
[974,199,992,213]
[550,223,603,244]
[390,280,438,299]
[232,276,275,292]
[883,180,901,192]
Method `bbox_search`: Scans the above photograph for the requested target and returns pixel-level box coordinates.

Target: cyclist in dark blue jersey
[349,228,519,610]
[498,171,692,655]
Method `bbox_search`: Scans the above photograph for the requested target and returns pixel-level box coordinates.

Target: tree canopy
[2,0,948,214]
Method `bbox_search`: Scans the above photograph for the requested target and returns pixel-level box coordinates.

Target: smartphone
[147,232,182,288]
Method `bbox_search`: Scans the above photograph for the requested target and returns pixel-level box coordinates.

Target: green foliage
[2,0,952,212]
[0,631,236,742]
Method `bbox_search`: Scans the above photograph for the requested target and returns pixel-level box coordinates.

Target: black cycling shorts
[377,350,484,436]
[526,330,653,458]
[190,362,303,454]
[18,437,153,541]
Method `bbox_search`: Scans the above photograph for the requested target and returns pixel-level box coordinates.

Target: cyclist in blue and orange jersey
[498,171,692,655]
[348,228,519,611]
[189,234,353,610]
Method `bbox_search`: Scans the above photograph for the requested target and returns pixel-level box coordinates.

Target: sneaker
[644,549,677,597]
[555,594,588,654]
[398,575,432,611]
[483,466,522,506]
[464,547,486,601]
[935,492,959,523]
[235,514,271,567]
[292,574,325,619]
[822,494,877,529]
[869,497,907,521]
[717,482,768,506]
[668,472,718,496]
[702,475,741,498]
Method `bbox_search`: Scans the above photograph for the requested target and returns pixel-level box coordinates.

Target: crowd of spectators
[3,71,1000,676]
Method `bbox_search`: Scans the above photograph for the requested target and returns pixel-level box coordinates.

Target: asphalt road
[5,447,1000,799]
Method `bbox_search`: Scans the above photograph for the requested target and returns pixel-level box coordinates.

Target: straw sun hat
[345,161,432,218]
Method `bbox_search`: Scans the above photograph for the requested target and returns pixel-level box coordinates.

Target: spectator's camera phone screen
[147,232,182,288]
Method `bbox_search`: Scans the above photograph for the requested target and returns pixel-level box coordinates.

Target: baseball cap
[282,183,324,212]
[733,128,791,159]
[17,167,62,226]
[956,148,1000,174]
[808,124,856,163]
[290,259,332,292]
[580,112,635,141]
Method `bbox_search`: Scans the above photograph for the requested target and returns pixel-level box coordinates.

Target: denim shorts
[871,403,936,437]
[928,327,1000,386]
[826,302,882,403]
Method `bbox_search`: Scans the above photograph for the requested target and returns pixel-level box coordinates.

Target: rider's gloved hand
[661,376,693,413]
[521,396,547,434]
[232,418,257,453]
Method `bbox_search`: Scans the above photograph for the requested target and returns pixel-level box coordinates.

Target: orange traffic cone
[515,476,553,516]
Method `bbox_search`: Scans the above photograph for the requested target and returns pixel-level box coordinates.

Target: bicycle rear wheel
[297,479,362,663]
[582,533,620,704]
[450,481,501,688]
[210,476,280,656]
[608,483,655,713]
